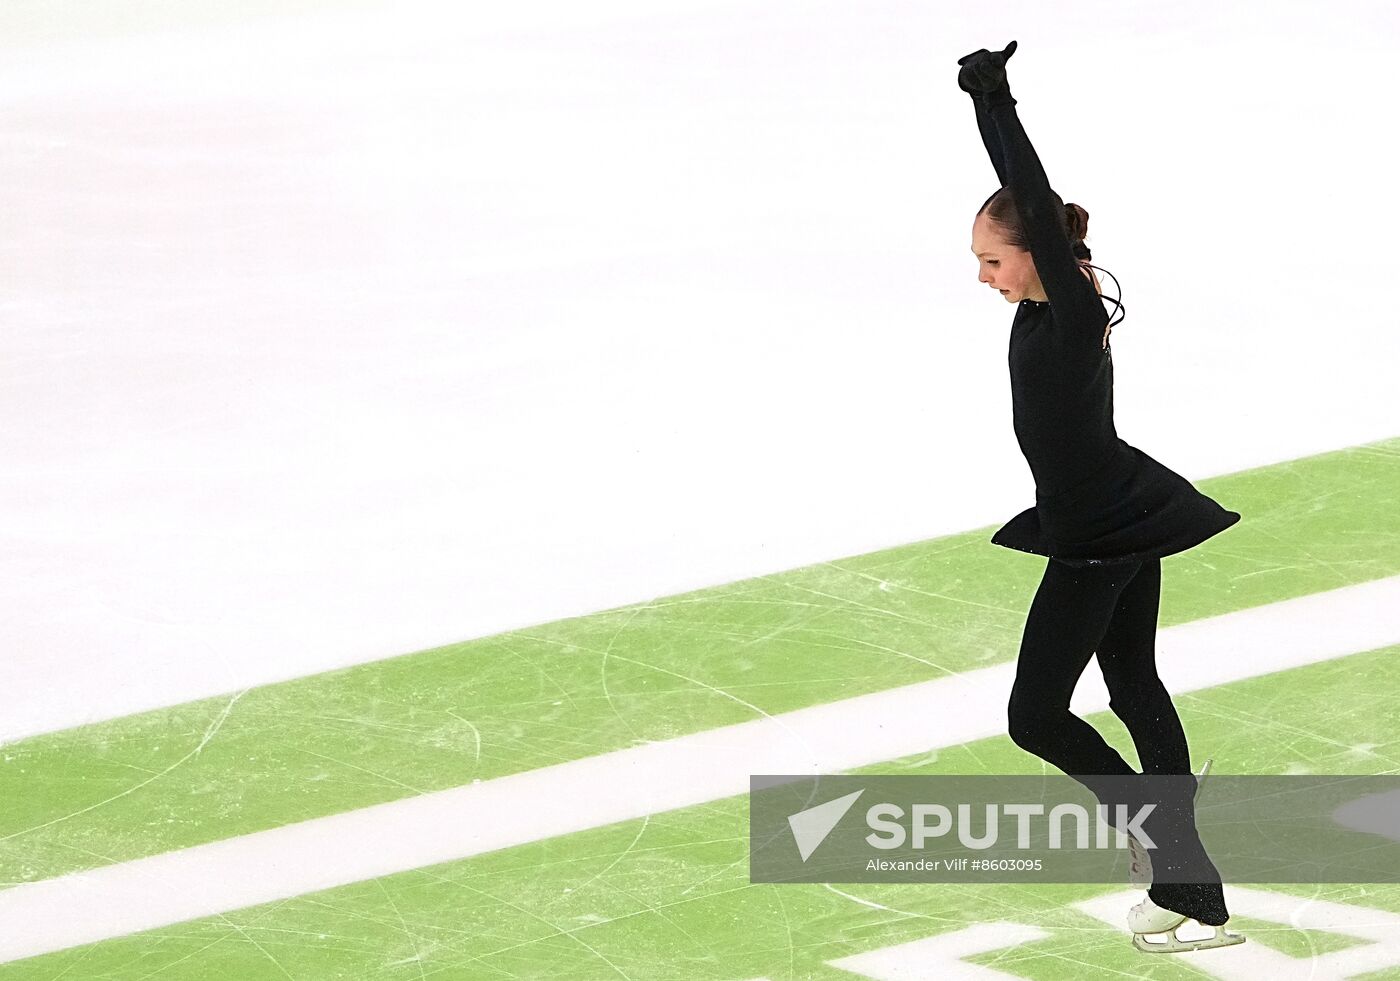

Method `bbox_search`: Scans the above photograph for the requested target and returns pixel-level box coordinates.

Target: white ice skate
[1127,894,1245,953]
[1126,758,1213,889]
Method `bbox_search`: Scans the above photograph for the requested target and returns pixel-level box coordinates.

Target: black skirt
[991,440,1241,567]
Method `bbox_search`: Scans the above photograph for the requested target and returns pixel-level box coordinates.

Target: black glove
[957,41,1018,99]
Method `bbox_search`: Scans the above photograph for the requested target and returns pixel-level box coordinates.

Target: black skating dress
[969,82,1240,567]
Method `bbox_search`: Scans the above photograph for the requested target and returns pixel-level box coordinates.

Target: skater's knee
[1007,697,1066,756]
[1105,678,1168,717]
[1098,652,1163,691]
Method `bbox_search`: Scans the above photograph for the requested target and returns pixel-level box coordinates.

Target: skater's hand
[957,41,1017,95]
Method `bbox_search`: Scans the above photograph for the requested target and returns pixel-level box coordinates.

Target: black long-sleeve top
[968,80,1240,566]
[974,84,1117,499]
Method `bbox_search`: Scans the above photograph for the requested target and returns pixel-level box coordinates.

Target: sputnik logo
[788,789,865,861]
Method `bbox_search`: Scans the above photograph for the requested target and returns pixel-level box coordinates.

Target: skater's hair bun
[1063,203,1090,260]
[979,186,1092,261]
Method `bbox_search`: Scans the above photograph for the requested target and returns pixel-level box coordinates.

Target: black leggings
[1007,556,1228,918]
[1007,556,1191,777]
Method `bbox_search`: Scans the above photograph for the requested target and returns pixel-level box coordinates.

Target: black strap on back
[1083,262,1126,330]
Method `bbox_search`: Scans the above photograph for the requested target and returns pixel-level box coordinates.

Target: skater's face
[972,212,1047,303]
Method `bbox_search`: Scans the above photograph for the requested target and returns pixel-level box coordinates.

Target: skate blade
[1192,755,1215,789]
[1195,757,1213,801]
[1133,923,1246,954]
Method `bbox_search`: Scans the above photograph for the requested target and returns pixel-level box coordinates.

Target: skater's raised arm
[965,84,1009,186]
[959,45,1106,332]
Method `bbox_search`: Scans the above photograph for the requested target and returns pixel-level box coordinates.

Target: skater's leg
[1007,557,1140,777]
[1094,559,1192,775]
[1090,560,1231,923]
[1010,560,1239,941]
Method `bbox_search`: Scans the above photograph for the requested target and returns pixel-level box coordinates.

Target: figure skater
[957,40,1245,954]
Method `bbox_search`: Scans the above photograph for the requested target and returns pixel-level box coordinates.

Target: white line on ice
[2,575,1398,963]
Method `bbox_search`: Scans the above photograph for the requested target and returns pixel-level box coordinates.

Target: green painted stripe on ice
[2,438,1397,887]
[3,644,1396,979]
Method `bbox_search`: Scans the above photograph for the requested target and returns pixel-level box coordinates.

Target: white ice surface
[1,0,1397,742]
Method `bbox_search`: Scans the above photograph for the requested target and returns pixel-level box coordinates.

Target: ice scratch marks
[293,747,427,796]
[822,883,959,925]
[543,816,651,918]
[376,879,429,981]
[217,915,297,981]
[821,559,1023,617]
[192,687,245,757]
[0,688,249,844]
[778,576,962,678]
[581,603,799,737]
[598,606,649,745]
[1182,693,1400,773]
[444,711,482,767]
[450,875,639,980]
